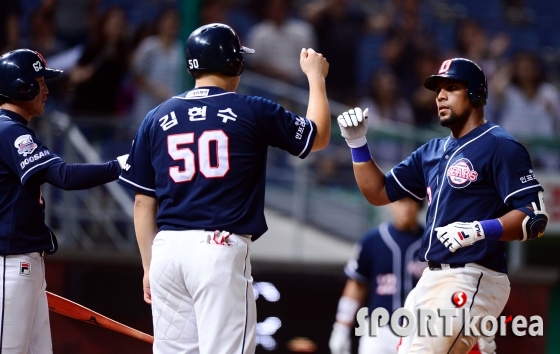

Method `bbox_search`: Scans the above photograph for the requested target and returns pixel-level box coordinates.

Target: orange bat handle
[46,291,154,344]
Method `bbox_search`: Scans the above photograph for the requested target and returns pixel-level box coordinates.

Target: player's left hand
[435,221,485,252]
[329,322,351,354]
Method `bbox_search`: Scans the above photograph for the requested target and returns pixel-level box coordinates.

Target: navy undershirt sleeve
[28,160,120,190]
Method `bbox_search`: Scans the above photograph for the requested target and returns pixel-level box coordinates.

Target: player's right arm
[0,120,120,188]
[300,48,330,151]
[134,192,158,304]
[117,109,159,304]
[337,108,391,205]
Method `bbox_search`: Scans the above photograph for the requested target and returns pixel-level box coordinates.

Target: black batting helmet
[424,58,487,106]
[185,23,254,77]
[0,49,62,101]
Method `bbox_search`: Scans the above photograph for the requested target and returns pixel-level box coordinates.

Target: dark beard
[439,110,465,128]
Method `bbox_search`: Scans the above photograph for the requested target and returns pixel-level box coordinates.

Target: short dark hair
[0,96,7,105]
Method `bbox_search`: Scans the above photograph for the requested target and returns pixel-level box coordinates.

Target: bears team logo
[446,158,478,188]
[14,134,38,156]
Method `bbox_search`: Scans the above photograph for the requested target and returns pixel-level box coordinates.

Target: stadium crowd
[3,0,560,170]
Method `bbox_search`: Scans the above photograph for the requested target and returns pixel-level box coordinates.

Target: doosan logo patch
[20,262,30,276]
[14,134,38,156]
[447,158,478,188]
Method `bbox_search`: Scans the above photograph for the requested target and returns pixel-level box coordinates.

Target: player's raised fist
[300,48,329,79]
[435,221,485,252]
[337,107,369,148]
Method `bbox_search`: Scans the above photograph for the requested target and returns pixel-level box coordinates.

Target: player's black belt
[428,261,466,270]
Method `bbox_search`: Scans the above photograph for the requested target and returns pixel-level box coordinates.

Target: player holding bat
[0,49,126,353]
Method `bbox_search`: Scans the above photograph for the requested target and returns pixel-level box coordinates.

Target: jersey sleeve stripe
[404,237,422,296]
[118,176,156,192]
[379,222,403,311]
[297,119,314,158]
[389,169,424,201]
[20,157,61,182]
[504,184,542,203]
[343,265,369,284]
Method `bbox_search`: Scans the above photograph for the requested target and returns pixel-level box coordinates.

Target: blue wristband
[480,219,503,241]
[350,144,371,163]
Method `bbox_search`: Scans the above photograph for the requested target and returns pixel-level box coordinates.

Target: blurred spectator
[380,0,436,96]
[302,0,368,106]
[357,67,414,127]
[502,0,535,26]
[358,68,414,166]
[451,18,510,81]
[67,6,130,117]
[43,0,99,47]
[129,7,183,136]
[20,8,66,58]
[0,0,21,54]
[246,0,317,86]
[491,51,560,169]
[200,0,231,25]
[199,0,257,43]
[409,52,439,127]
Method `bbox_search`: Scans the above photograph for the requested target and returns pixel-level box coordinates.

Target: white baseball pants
[398,263,509,354]
[149,230,256,354]
[0,253,52,354]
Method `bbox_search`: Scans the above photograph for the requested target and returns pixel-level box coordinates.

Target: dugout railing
[36,70,560,271]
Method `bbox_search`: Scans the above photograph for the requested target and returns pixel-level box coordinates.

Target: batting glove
[116,154,129,169]
[337,107,369,148]
[477,334,497,354]
[435,221,485,252]
[329,322,351,354]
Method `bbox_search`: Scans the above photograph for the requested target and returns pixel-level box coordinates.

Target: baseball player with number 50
[337,58,548,354]
[118,23,330,354]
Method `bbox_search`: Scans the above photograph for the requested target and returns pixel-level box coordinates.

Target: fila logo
[33,60,43,72]
[474,224,482,238]
[20,262,30,276]
[123,163,131,171]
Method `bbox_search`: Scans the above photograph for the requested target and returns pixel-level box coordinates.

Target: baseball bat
[46,291,154,344]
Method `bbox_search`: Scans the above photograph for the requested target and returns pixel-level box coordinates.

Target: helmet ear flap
[0,49,61,101]
[7,77,40,101]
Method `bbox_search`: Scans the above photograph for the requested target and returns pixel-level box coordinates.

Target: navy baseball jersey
[118,87,317,240]
[345,222,424,314]
[385,122,543,273]
[0,109,60,255]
